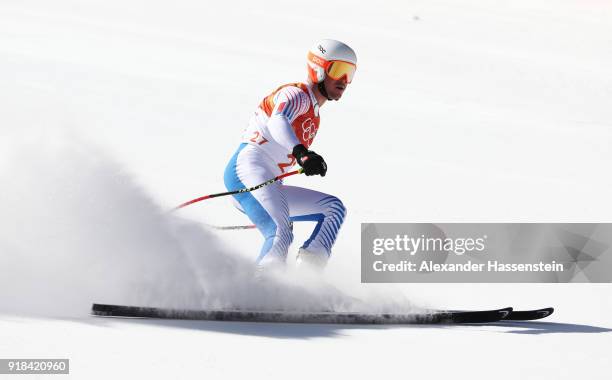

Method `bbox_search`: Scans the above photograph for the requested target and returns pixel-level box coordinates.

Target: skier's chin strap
[317,81,334,101]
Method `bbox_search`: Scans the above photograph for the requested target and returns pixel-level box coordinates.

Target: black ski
[91,303,513,325]
[504,307,554,321]
[447,307,554,321]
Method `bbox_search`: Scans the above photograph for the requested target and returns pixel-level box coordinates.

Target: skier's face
[324,74,348,101]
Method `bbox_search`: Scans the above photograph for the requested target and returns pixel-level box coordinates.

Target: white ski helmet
[307,39,357,84]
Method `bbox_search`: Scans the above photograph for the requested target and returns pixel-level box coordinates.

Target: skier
[224,39,357,270]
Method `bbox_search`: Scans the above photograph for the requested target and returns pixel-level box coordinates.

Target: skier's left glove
[292,144,327,177]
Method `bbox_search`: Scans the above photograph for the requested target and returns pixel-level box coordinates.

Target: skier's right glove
[292,144,327,177]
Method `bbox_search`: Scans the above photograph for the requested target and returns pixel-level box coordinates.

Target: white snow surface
[1,0,611,379]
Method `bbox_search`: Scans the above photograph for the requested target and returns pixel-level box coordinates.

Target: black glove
[292,144,327,177]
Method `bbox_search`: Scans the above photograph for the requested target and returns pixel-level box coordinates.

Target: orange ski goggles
[308,52,357,83]
[326,60,357,83]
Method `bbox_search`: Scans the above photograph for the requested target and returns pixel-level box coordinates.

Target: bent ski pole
[173,168,304,211]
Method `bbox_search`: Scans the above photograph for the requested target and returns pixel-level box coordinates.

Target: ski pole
[173,168,304,211]
[203,223,257,230]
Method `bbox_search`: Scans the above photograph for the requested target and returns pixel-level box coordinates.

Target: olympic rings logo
[301,118,318,146]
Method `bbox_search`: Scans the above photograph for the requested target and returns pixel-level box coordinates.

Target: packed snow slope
[1,0,611,379]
